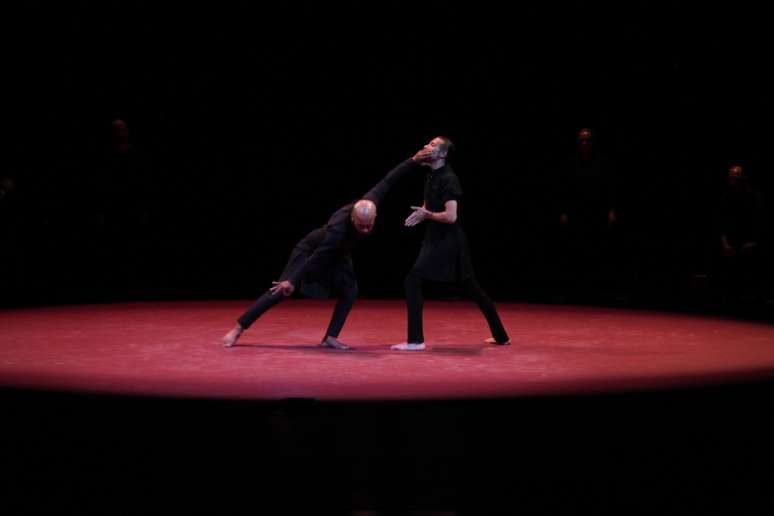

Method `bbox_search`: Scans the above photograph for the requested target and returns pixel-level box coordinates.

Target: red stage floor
[2,300,774,400]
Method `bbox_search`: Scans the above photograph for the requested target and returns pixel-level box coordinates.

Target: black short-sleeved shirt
[410,164,474,282]
[719,184,766,247]
[557,153,616,228]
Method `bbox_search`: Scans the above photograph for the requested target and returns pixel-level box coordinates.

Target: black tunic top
[410,164,474,282]
[283,159,418,295]
[718,183,766,247]
[557,153,617,229]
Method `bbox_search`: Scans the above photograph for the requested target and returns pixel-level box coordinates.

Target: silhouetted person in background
[715,163,767,306]
[101,118,153,228]
[554,128,619,302]
[89,118,155,298]
[0,175,22,305]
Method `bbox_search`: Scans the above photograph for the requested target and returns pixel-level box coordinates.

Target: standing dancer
[393,136,510,351]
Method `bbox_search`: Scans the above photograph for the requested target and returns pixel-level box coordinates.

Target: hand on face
[412,148,435,164]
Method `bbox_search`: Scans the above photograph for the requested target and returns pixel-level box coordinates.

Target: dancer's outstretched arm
[361,149,431,205]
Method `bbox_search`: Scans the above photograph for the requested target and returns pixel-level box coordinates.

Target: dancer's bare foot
[321,335,352,350]
[484,337,511,345]
[223,325,243,347]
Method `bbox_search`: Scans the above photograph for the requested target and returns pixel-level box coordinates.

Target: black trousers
[237,282,358,338]
[237,247,359,339]
[404,272,509,344]
[714,244,766,301]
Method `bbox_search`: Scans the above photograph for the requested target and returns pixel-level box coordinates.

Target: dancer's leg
[321,281,358,350]
[224,248,307,347]
[405,272,425,344]
[460,276,510,344]
[223,290,285,347]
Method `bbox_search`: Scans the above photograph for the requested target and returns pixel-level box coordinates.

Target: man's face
[351,212,375,236]
[424,137,448,161]
[578,129,593,153]
[728,165,743,184]
[112,120,129,141]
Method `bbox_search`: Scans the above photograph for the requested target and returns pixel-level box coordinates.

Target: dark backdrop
[3,1,773,311]
[4,4,774,512]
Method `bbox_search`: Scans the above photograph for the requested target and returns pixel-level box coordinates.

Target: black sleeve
[440,174,463,204]
[362,159,419,206]
[753,190,766,241]
[556,158,573,214]
[604,156,618,210]
[286,208,349,286]
[718,193,730,236]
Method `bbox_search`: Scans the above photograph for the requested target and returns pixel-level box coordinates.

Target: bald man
[223,150,429,350]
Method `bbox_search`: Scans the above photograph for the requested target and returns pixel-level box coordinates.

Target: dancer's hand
[412,148,434,164]
[405,206,431,227]
[270,280,295,296]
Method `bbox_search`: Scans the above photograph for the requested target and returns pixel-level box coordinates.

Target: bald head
[351,199,377,235]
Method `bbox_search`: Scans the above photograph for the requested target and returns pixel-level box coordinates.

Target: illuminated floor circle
[2,300,774,400]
